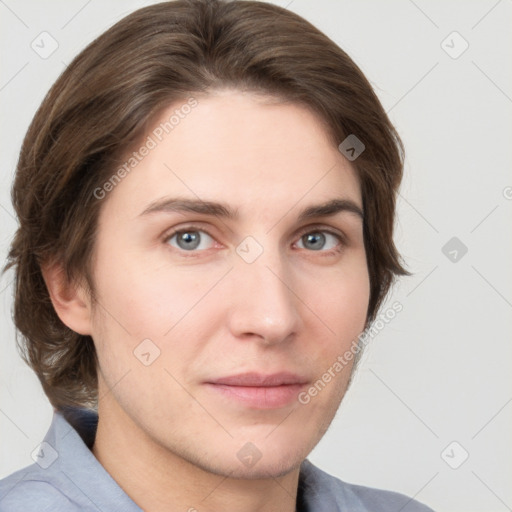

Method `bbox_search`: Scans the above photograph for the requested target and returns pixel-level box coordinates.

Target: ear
[41,261,93,336]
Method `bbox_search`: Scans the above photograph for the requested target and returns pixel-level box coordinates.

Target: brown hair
[3,0,408,411]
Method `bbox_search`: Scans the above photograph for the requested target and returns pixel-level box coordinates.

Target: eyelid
[294,223,347,244]
[162,223,218,246]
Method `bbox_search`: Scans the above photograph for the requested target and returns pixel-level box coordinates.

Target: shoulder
[0,466,79,512]
[301,459,435,512]
[337,480,435,512]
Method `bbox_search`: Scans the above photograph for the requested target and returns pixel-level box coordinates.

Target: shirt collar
[46,407,142,511]
[52,407,338,512]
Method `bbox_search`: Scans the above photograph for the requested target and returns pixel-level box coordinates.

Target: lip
[207,371,309,387]
[204,372,309,409]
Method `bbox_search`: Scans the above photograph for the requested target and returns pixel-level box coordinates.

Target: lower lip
[204,383,305,409]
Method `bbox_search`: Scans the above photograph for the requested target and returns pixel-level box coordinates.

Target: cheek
[90,247,228,368]
[296,256,369,374]
[94,247,196,326]
[308,259,369,331]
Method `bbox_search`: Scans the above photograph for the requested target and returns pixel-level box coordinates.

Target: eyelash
[162,224,347,257]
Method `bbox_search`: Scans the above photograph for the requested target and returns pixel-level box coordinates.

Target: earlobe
[40,261,93,336]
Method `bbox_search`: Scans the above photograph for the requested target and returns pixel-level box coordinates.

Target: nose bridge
[228,236,300,343]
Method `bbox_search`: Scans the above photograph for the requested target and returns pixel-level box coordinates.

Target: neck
[92,394,300,512]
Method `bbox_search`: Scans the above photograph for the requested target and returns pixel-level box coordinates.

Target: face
[87,89,370,479]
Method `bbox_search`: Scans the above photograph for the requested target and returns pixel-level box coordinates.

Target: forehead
[100,90,361,221]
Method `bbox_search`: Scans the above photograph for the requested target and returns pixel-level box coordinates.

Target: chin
[218,457,301,480]
[189,444,306,480]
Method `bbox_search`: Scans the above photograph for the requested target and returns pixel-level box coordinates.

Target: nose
[226,247,301,346]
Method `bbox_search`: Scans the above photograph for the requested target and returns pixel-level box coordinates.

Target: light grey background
[1,1,511,511]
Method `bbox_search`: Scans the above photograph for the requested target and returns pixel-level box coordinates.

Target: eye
[163,226,345,254]
[165,228,215,251]
[295,230,343,252]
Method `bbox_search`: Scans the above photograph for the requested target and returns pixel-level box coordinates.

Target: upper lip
[207,372,308,387]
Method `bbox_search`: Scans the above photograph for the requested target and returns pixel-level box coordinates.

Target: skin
[44,89,370,512]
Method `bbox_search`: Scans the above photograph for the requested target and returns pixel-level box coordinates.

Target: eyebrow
[139,197,364,221]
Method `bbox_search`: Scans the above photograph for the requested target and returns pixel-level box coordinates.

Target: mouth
[204,372,309,409]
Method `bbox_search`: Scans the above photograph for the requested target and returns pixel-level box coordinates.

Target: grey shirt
[0,408,434,511]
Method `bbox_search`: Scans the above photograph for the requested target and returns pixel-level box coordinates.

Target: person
[0,0,434,510]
